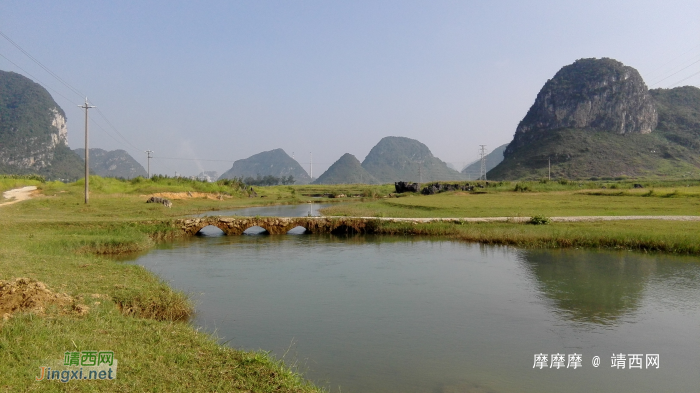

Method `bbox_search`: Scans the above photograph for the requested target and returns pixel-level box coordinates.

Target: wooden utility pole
[145,150,154,178]
[79,98,95,204]
[548,157,551,180]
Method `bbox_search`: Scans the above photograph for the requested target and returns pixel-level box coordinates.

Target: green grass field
[1,177,324,392]
[2,175,700,391]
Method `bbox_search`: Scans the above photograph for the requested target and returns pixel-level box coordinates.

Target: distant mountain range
[219,148,312,184]
[73,148,147,179]
[8,58,697,184]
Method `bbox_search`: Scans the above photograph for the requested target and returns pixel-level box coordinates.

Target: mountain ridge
[361,136,464,183]
[219,148,311,184]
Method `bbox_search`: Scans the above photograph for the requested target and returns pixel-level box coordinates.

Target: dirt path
[362,215,700,223]
[0,186,38,207]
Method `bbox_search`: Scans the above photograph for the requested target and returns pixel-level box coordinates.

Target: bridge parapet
[175,216,380,236]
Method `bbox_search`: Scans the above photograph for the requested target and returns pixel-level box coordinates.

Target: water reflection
[519,250,661,325]
[194,202,333,218]
[122,234,700,393]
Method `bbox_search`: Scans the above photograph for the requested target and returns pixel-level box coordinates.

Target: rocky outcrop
[506,58,657,156]
[146,196,172,208]
[394,181,419,193]
[0,70,84,180]
[420,182,476,195]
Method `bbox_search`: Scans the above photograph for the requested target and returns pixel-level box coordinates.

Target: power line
[0,30,85,99]
[650,58,700,87]
[94,107,143,152]
[646,43,700,78]
[0,30,146,157]
[669,69,700,88]
[0,52,78,105]
[0,50,145,157]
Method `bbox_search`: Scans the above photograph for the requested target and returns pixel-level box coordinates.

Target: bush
[0,174,45,182]
[514,183,531,192]
[528,215,551,225]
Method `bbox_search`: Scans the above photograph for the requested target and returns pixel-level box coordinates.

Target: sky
[1,1,699,177]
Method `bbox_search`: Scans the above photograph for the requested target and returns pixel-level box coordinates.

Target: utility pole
[145,150,154,178]
[548,157,551,181]
[79,98,95,204]
[479,145,487,181]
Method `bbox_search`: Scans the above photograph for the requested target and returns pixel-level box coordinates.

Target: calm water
[194,202,331,218]
[125,207,700,392]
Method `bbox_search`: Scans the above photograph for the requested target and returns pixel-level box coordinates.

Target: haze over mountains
[73,148,147,179]
[313,153,379,185]
[461,144,507,180]
[3,57,700,184]
[218,148,313,184]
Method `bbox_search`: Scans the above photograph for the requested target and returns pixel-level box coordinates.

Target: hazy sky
[1,1,699,177]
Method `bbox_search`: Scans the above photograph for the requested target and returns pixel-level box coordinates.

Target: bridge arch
[243,225,269,235]
[196,225,226,236]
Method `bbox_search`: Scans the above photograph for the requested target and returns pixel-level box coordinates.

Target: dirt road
[0,186,38,207]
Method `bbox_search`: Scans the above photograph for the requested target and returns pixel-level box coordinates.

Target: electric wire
[0,30,149,156]
[645,43,700,78]
[94,107,144,153]
[649,58,700,87]
[0,30,85,99]
[0,52,79,105]
[668,69,700,88]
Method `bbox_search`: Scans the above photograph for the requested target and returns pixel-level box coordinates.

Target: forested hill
[361,136,464,183]
[218,148,312,184]
[0,70,83,180]
[488,58,700,180]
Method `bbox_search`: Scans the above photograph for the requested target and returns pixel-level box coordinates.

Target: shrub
[528,215,550,225]
[514,183,530,192]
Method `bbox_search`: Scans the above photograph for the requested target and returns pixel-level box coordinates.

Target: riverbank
[0,179,325,392]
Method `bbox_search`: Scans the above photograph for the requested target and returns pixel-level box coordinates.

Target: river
[123,205,700,392]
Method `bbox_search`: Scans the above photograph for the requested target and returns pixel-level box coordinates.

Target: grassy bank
[321,185,700,218]
[371,219,700,254]
[0,177,324,392]
[317,179,700,255]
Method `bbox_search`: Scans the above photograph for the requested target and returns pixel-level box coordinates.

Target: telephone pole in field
[79,98,95,204]
[145,150,154,178]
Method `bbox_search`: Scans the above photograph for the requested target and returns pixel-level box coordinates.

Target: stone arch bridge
[176,216,382,236]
